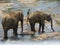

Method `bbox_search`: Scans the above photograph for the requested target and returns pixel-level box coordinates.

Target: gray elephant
[27,9,55,34]
[2,11,23,40]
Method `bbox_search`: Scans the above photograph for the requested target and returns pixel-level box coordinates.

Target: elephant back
[28,11,44,18]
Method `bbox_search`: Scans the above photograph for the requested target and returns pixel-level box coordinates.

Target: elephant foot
[38,30,41,34]
[4,37,8,40]
[11,35,18,40]
[13,36,17,39]
[31,34,35,38]
[42,31,45,33]
[13,33,18,37]
[20,32,24,37]
[14,34,18,37]
[31,30,36,33]
[21,34,24,37]
[38,32,41,34]
[53,30,55,32]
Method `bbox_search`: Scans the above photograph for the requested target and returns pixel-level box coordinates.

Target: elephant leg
[30,23,35,32]
[41,21,45,33]
[4,29,8,40]
[13,27,18,37]
[21,20,23,33]
[39,23,41,34]
[30,22,35,37]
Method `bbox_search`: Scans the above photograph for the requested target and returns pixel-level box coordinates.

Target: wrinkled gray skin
[2,11,23,40]
[27,9,55,34]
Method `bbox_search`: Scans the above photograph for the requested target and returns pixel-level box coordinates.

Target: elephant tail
[27,9,30,19]
[27,9,30,15]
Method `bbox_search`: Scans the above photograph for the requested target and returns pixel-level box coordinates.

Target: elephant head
[45,15,55,32]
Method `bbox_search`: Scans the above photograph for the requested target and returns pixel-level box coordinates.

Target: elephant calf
[2,11,23,40]
[27,9,55,34]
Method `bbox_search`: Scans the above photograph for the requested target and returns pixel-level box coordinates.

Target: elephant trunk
[51,18,55,32]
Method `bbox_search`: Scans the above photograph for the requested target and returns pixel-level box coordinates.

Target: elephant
[1,11,23,40]
[27,9,55,34]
